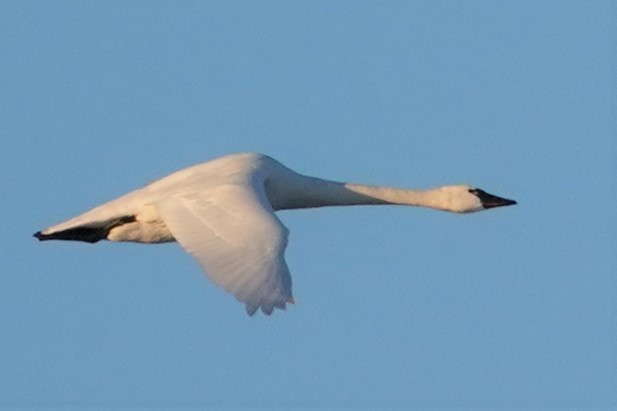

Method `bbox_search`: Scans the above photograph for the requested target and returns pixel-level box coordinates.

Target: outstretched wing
[156,183,293,315]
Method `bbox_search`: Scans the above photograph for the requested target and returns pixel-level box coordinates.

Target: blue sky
[1,1,614,409]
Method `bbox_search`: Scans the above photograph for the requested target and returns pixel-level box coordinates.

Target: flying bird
[35,153,516,315]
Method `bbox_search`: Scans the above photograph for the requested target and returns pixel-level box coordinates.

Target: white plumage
[35,153,516,315]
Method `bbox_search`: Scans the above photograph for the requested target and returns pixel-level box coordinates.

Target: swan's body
[35,153,516,315]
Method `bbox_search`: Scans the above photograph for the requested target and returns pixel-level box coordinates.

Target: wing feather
[156,183,293,315]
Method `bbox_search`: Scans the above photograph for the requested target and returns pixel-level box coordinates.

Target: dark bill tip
[470,188,517,209]
[483,198,517,209]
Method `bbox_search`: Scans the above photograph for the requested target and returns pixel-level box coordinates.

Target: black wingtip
[32,216,136,244]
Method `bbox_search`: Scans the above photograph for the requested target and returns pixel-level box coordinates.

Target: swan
[34,152,516,315]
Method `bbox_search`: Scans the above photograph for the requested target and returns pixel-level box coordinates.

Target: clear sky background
[1,1,614,410]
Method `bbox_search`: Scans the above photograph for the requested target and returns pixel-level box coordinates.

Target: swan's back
[145,152,278,191]
[40,153,287,235]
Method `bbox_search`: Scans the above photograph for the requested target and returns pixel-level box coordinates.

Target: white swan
[35,153,516,315]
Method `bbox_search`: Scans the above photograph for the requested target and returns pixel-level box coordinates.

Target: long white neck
[267,174,453,212]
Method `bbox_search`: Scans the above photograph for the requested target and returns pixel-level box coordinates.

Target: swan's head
[438,185,517,213]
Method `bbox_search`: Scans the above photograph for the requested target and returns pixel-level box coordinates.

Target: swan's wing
[156,183,293,315]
